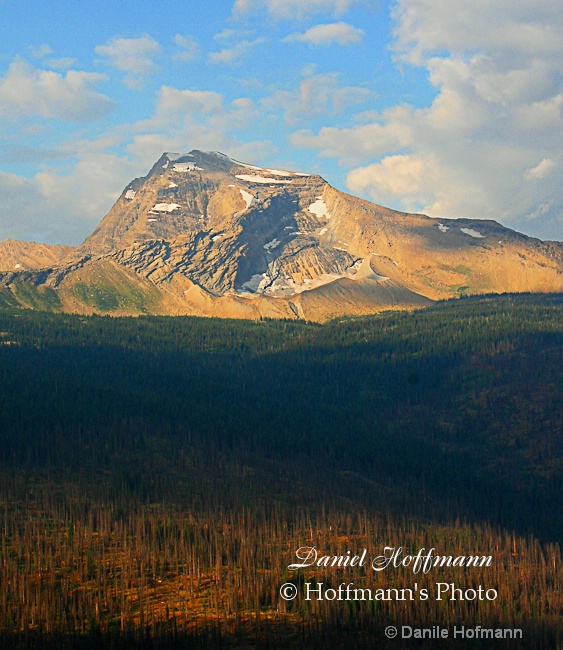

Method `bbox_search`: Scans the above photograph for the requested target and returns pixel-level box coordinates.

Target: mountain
[0,150,561,320]
[0,239,74,272]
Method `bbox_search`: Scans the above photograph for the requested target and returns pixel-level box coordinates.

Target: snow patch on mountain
[241,273,269,293]
[263,238,281,252]
[153,203,181,212]
[308,197,330,219]
[173,162,203,172]
[265,168,291,176]
[461,228,484,238]
[263,269,360,297]
[125,190,136,200]
[239,189,254,209]
[235,174,292,185]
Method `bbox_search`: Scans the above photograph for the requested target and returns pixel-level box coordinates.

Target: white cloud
[292,106,412,162]
[391,0,563,65]
[233,0,364,20]
[129,85,268,168]
[213,29,239,41]
[125,134,178,167]
[209,38,264,64]
[0,58,112,122]
[0,77,276,246]
[525,158,556,180]
[152,87,225,119]
[27,44,77,70]
[348,154,426,197]
[29,44,53,59]
[294,0,563,240]
[95,36,161,87]
[264,72,371,124]
[0,171,45,242]
[0,153,138,245]
[172,35,199,63]
[44,57,79,70]
[285,22,364,46]
[347,153,486,217]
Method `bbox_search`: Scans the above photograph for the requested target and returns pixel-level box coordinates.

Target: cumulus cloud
[0,171,45,242]
[1,143,68,165]
[213,29,239,42]
[128,85,268,168]
[294,0,563,240]
[151,87,225,119]
[27,44,77,70]
[0,58,112,122]
[347,153,488,217]
[233,0,364,20]
[0,78,275,245]
[44,57,79,70]
[525,158,556,180]
[29,44,53,59]
[0,153,139,245]
[391,0,563,65]
[285,22,364,46]
[172,35,199,63]
[209,38,264,64]
[95,36,161,87]
[292,106,412,162]
[264,72,371,124]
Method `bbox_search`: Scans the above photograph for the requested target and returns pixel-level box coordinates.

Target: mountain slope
[0,239,74,272]
[0,150,561,320]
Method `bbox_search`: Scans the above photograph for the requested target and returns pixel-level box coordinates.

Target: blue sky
[1,0,561,244]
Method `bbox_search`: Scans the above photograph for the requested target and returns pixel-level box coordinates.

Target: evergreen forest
[0,293,561,648]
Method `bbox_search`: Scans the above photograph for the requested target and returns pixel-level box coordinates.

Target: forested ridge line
[1,292,561,355]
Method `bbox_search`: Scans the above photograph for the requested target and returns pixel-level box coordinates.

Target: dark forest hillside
[0,294,561,648]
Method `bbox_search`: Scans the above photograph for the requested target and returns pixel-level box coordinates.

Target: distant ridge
[0,239,74,272]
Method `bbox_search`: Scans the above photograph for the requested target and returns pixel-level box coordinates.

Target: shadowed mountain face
[0,150,561,320]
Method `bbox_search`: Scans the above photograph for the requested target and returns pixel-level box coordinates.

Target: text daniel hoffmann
[287,546,498,602]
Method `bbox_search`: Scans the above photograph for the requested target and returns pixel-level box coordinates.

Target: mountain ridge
[0,150,561,320]
[0,239,74,273]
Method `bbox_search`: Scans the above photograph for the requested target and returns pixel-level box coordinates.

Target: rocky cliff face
[0,150,561,320]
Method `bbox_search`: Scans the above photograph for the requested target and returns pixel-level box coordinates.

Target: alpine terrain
[0,150,561,320]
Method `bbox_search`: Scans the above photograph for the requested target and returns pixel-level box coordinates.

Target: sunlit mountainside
[1,151,561,321]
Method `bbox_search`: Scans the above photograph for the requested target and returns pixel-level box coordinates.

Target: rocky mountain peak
[0,151,561,320]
